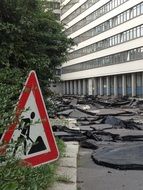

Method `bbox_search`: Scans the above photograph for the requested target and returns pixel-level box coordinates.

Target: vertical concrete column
[114,75,118,97]
[69,81,71,94]
[78,80,81,95]
[82,79,86,95]
[93,78,98,95]
[131,73,136,97]
[64,81,67,95]
[77,80,79,95]
[106,76,110,96]
[100,77,103,96]
[66,81,70,94]
[69,81,73,95]
[142,72,143,97]
[74,80,77,95]
[88,79,93,95]
[62,81,66,94]
[65,81,67,95]
[63,82,66,95]
[122,75,127,96]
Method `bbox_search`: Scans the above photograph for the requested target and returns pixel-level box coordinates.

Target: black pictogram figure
[13,112,35,156]
[28,136,46,155]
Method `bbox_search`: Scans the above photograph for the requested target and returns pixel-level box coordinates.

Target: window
[65,0,129,35]
[133,6,137,17]
[141,3,143,14]
[136,26,141,37]
[117,34,121,43]
[141,25,143,36]
[106,3,110,11]
[126,10,130,20]
[130,8,133,19]
[133,28,137,38]
[130,29,133,39]
[123,11,127,21]
[63,47,143,74]
[112,17,117,26]
[137,4,141,15]
[114,0,118,7]
[140,47,143,58]
[70,24,143,60]
[127,52,130,61]
[130,49,135,60]
[120,33,123,43]
[109,1,113,10]
[126,31,130,41]
[120,13,124,23]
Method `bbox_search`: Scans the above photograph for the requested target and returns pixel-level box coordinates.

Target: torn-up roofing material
[92,143,143,170]
[50,95,143,170]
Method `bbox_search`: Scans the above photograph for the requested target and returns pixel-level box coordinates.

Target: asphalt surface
[77,147,143,190]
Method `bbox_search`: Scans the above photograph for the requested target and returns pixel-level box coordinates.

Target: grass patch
[56,175,73,184]
[0,159,57,190]
[56,138,66,157]
[0,138,65,190]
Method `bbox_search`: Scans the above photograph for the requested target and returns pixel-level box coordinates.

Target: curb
[50,141,79,190]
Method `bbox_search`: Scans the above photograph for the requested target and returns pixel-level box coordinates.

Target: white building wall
[69,16,143,53]
[61,59,143,81]
[67,0,143,38]
[61,0,143,97]
[63,36,143,68]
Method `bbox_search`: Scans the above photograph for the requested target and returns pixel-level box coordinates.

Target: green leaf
[0,1,72,189]
[33,184,38,190]
[2,182,18,190]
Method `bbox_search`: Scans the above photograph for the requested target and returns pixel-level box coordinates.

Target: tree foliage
[0,0,73,132]
[0,1,71,189]
[0,0,72,71]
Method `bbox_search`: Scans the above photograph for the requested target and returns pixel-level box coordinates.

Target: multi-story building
[44,0,60,20]
[61,0,143,97]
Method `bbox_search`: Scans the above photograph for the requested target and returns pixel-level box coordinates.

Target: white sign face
[11,91,50,159]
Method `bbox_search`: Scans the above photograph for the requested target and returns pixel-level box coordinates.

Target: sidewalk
[51,141,79,190]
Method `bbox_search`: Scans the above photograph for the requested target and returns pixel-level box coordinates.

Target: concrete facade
[61,0,143,98]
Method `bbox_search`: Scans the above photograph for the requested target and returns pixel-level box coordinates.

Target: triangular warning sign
[1,71,59,167]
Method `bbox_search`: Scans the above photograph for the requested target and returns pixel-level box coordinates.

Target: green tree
[0,0,73,133]
[0,1,71,189]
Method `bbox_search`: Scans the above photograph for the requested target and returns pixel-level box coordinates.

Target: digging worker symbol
[13,112,35,156]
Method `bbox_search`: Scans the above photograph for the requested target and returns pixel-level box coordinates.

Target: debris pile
[50,95,143,170]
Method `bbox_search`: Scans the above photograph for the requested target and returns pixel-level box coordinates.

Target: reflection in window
[65,0,129,35]
[70,25,143,60]
[62,47,143,74]
[73,2,143,44]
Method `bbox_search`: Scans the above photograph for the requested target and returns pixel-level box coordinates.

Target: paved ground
[77,147,143,190]
[50,141,79,190]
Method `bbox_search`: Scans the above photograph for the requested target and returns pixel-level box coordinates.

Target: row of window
[69,24,143,60]
[46,2,60,10]
[62,0,100,24]
[74,2,143,44]
[65,0,129,36]
[61,0,79,15]
[62,47,143,74]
